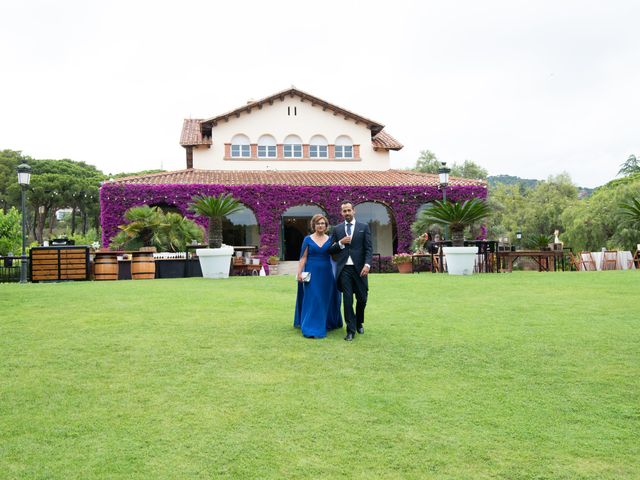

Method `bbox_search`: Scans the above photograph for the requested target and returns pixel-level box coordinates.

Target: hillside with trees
[411,149,640,252]
[0,149,166,247]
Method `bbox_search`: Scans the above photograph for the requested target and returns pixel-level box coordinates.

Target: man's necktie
[346,223,352,236]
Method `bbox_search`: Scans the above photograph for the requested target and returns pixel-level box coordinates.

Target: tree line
[2,147,639,255]
[0,149,164,254]
[411,151,640,252]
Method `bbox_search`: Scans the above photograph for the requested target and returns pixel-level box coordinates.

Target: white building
[102,88,485,260]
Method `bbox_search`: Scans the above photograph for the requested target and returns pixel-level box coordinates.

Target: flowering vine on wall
[100,183,487,257]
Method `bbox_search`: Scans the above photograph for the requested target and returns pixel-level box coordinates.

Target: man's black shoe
[357,326,364,335]
[344,333,354,341]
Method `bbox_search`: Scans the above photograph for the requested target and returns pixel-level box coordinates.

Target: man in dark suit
[329,201,373,341]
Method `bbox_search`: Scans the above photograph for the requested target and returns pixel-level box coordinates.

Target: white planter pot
[196,246,234,279]
[442,246,478,275]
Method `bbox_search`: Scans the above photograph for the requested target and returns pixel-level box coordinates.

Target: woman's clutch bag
[301,272,311,283]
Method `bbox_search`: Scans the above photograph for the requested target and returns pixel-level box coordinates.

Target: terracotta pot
[396,262,413,274]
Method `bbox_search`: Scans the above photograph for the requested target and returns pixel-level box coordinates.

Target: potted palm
[415,199,491,275]
[189,193,243,279]
[392,253,413,273]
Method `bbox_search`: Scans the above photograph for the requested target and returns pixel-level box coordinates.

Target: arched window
[222,204,260,247]
[281,203,328,260]
[335,135,353,159]
[354,201,397,256]
[309,135,328,159]
[231,134,251,158]
[257,134,277,158]
[283,134,303,158]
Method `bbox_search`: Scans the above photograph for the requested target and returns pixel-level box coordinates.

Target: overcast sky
[1,0,638,187]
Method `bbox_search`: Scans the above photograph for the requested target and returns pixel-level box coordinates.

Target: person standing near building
[328,201,372,341]
[294,214,342,338]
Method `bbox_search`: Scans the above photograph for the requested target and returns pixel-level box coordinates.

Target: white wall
[192,96,391,171]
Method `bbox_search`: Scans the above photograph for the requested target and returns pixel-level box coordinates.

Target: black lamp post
[17,163,32,283]
[516,229,522,250]
[438,161,451,240]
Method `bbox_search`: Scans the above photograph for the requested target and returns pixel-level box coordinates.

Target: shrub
[0,207,22,256]
[110,206,203,252]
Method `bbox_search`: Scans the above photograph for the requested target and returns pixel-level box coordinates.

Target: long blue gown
[293,236,343,338]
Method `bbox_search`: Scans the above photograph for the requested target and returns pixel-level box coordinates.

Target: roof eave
[200,88,385,133]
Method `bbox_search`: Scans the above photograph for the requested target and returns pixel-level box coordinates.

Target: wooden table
[411,254,433,273]
[497,249,564,272]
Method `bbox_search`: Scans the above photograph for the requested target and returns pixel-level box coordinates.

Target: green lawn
[1,272,639,479]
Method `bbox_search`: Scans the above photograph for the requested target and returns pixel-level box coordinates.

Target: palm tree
[415,199,491,247]
[619,197,640,226]
[117,205,168,249]
[163,212,204,252]
[527,233,554,250]
[188,194,244,248]
[110,205,203,251]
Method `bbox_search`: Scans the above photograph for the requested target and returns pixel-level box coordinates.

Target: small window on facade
[258,145,277,157]
[231,134,251,158]
[335,135,354,159]
[283,134,303,158]
[310,145,328,158]
[231,144,251,157]
[284,144,302,158]
[257,134,277,158]
[309,135,328,159]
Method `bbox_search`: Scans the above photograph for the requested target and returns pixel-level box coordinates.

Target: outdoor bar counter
[30,245,91,282]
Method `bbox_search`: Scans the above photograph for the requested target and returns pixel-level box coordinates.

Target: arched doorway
[353,202,397,256]
[222,205,260,247]
[415,202,433,220]
[415,202,442,240]
[281,204,327,260]
[149,202,181,215]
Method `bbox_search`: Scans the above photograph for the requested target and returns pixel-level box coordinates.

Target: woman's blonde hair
[309,214,329,233]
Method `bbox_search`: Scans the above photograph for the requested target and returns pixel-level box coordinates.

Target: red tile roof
[372,131,403,151]
[109,169,486,187]
[180,119,211,146]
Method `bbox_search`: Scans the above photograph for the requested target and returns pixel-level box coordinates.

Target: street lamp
[438,161,451,240]
[516,229,522,250]
[17,163,31,283]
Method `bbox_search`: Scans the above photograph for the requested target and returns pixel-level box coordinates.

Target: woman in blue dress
[294,214,343,338]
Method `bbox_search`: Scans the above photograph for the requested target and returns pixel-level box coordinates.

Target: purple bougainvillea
[100,183,487,256]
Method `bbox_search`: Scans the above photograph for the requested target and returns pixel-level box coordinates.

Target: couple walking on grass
[293,201,373,341]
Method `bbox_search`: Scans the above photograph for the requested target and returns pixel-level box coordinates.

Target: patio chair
[601,251,618,270]
[580,252,597,271]
[432,254,441,273]
[568,252,584,271]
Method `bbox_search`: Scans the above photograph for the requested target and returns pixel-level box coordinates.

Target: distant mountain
[487,175,539,189]
[488,175,594,197]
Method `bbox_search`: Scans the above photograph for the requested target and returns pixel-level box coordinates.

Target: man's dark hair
[340,200,354,208]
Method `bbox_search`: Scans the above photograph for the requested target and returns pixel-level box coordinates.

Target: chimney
[186,146,193,169]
